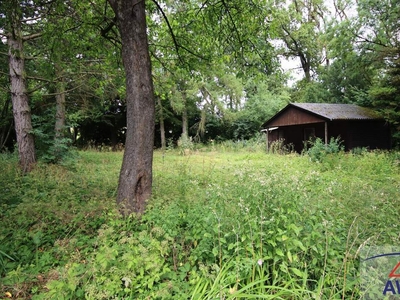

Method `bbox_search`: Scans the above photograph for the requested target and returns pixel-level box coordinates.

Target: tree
[356,0,400,143]
[2,0,38,173]
[271,0,328,82]
[38,1,123,159]
[369,50,400,143]
[107,0,155,216]
[148,0,282,143]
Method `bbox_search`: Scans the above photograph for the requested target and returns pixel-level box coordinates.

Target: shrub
[306,137,344,162]
[177,135,194,155]
[351,147,368,156]
[269,138,294,154]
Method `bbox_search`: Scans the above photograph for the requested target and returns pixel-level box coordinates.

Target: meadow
[1,143,399,299]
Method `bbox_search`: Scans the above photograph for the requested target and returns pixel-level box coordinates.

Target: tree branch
[152,0,184,65]
[40,83,86,97]
[100,16,117,37]
[355,34,390,48]
[20,16,42,23]
[26,75,53,83]
[23,32,42,41]
[221,0,242,48]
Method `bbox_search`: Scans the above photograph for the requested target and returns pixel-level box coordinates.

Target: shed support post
[266,130,269,153]
[324,122,328,145]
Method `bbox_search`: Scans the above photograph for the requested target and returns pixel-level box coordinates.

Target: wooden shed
[262,103,391,152]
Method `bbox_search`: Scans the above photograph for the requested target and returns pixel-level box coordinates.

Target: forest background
[1,0,399,160]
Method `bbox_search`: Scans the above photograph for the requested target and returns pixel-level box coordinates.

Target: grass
[0,147,399,299]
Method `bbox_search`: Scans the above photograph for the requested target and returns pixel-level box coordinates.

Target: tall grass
[0,148,399,299]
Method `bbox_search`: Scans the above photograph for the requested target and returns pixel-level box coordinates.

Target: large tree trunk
[7,11,36,173]
[108,0,155,216]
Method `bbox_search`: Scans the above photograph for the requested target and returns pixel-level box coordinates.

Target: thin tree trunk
[54,65,66,140]
[111,123,118,151]
[0,97,12,150]
[0,121,13,151]
[181,92,188,139]
[182,107,188,139]
[157,96,166,150]
[108,0,155,216]
[8,14,36,173]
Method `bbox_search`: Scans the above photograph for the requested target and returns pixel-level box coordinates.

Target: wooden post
[266,129,269,153]
[324,122,328,145]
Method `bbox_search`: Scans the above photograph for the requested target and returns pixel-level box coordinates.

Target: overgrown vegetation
[305,137,344,162]
[1,147,399,299]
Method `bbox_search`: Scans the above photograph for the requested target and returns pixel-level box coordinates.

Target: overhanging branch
[152,0,184,65]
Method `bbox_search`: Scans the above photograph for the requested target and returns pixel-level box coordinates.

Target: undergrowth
[0,148,399,299]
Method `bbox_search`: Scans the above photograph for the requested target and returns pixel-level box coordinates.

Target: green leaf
[291,267,304,277]
[275,248,284,256]
[287,250,293,263]
[212,247,219,257]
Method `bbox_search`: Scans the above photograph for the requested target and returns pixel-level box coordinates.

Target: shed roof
[291,103,381,120]
[263,103,383,128]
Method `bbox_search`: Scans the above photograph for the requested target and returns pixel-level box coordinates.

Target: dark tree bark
[0,97,13,151]
[7,5,36,173]
[282,25,312,82]
[108,0,155,216]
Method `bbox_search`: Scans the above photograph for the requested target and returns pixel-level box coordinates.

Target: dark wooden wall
[267,120,391,152]
[267,107,325,127]
[345,120,391,150]
[268,123,325,152]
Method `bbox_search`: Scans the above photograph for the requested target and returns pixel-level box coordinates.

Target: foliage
[232,80,289,140]
[369,51,400,146]
[1,148,399,298]
[3,0,399,152]
[177,134,195,155]
[306,137,344,162]
[30,112,73,164]
[269,138,295,154]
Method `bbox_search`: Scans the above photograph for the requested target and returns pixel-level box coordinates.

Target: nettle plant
[42,220,178,299]
[188,169,356,299]
[306,137,344,162]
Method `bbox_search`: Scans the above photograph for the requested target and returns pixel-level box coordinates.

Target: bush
[306,137,344,162]
[177,135,194,155]
[351,147,368,156]
[269,138,294,154]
